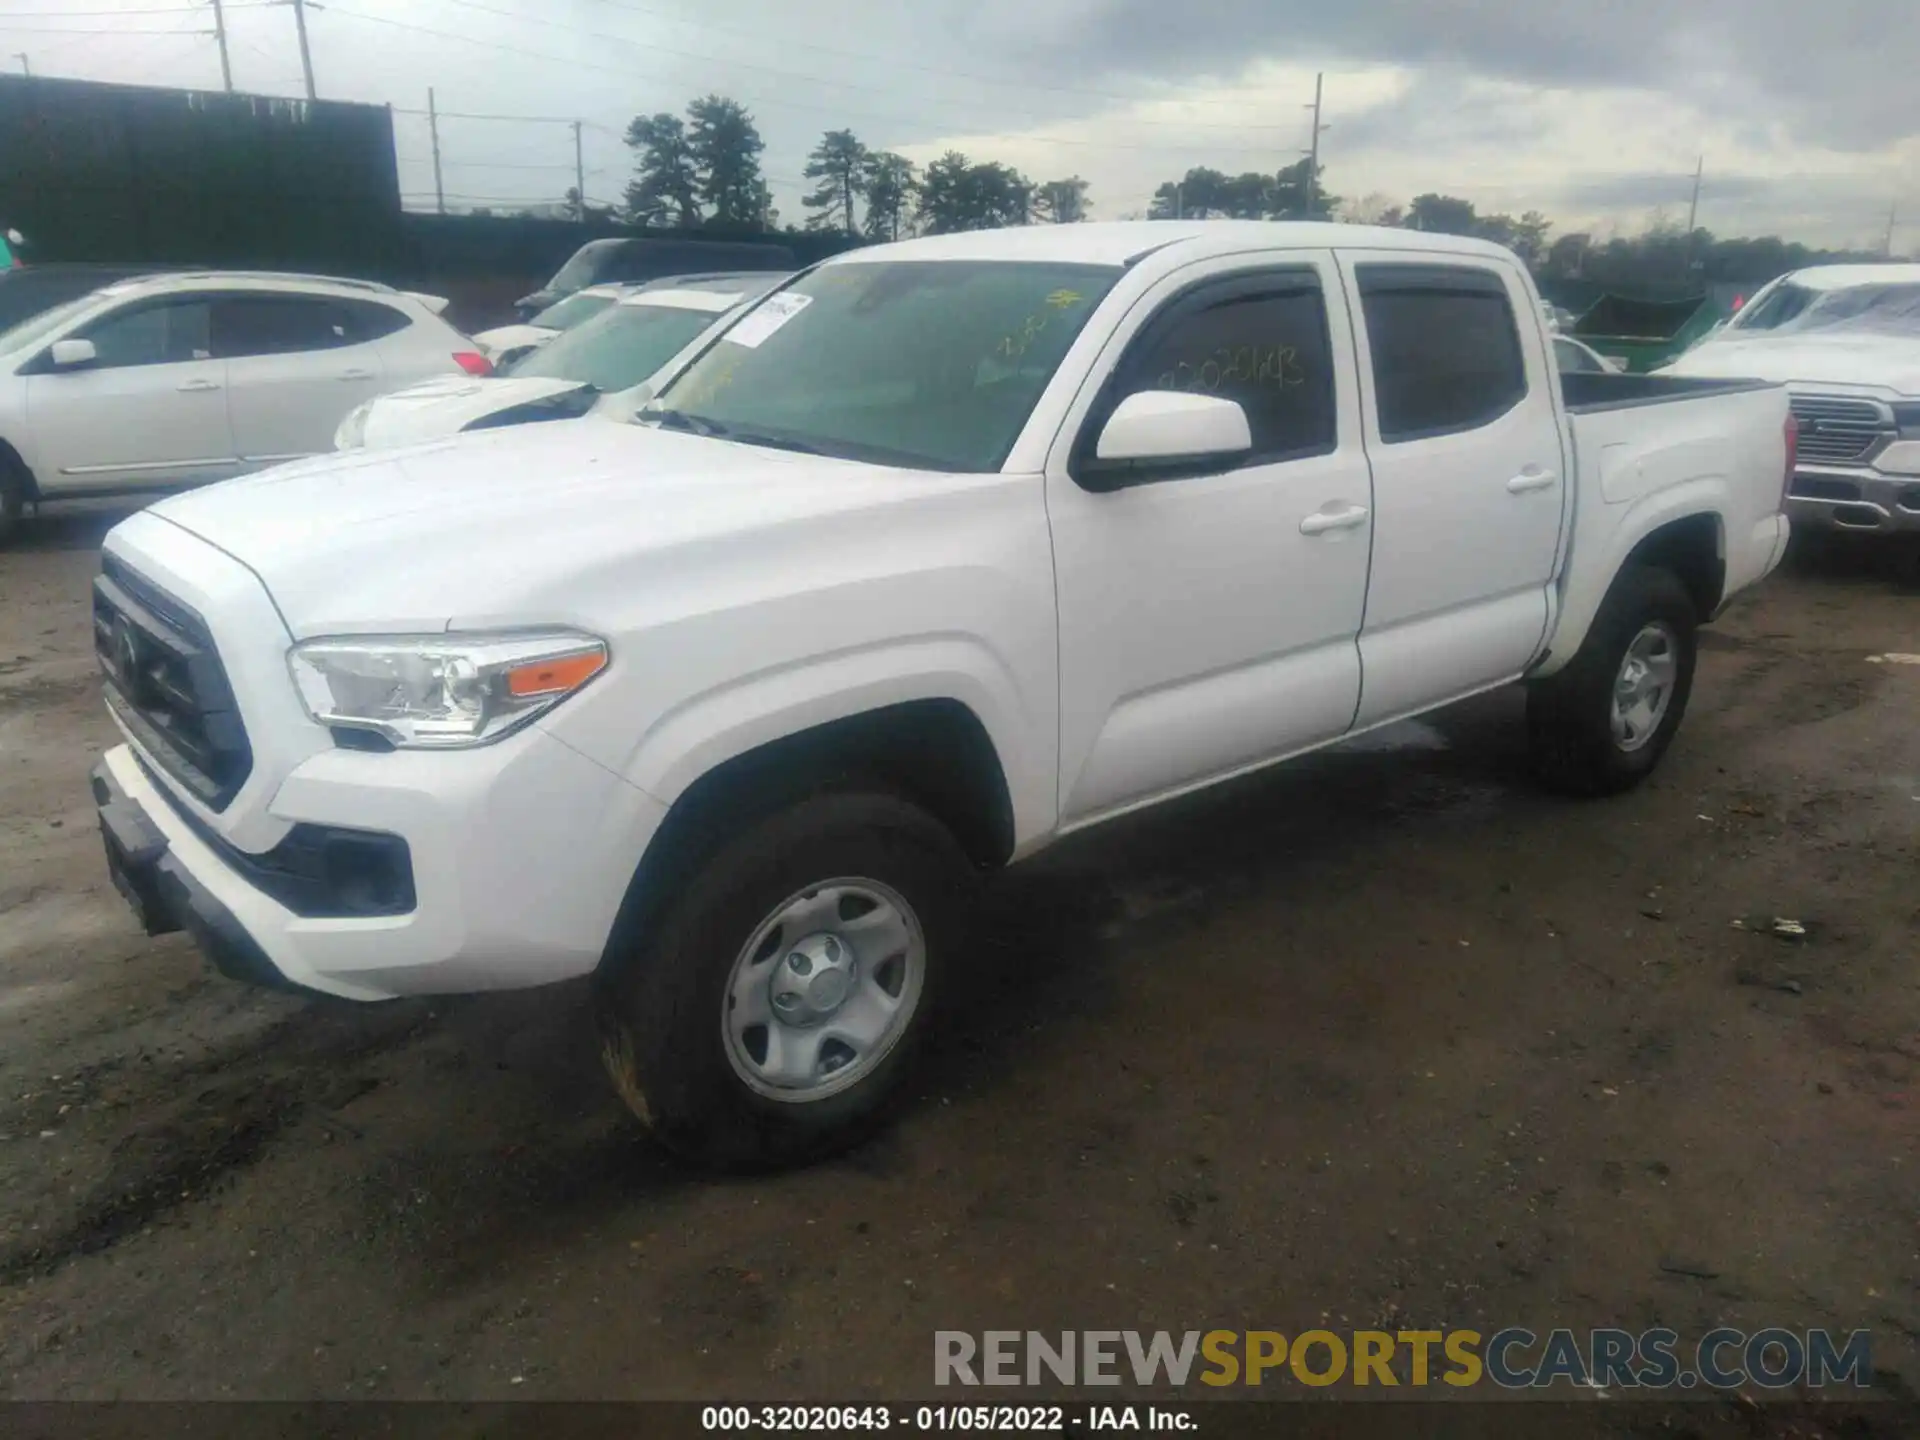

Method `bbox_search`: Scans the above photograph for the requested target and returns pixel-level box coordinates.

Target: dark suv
[515,238,796,320]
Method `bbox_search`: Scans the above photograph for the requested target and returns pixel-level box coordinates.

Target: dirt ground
[0,505,1915,1414]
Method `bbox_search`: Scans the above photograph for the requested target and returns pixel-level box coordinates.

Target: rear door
[1046,251,1374,825]
[213,294,389,467]
[1336,253,1567,727]
[22,293,235,491]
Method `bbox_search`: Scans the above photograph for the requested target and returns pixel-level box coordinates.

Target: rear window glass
[1357,265,1528,441]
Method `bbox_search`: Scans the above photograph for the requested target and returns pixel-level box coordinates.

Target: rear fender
[1534,480,1727,677]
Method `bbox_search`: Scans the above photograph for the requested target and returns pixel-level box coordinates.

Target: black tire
[0,454,26,549]
[1527,565,1699,797]
[598,790,974,1172]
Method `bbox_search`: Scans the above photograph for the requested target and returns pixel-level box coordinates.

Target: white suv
[0,271,488,542]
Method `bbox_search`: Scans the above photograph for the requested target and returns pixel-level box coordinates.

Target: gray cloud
[948,0,1920,150]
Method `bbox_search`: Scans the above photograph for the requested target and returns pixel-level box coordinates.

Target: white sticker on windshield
[723,291,811,349]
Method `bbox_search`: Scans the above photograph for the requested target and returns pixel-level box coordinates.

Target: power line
[0,3,257,15]
[392,105,577,124]
[316,4,1281,155]
[0,21,210,33]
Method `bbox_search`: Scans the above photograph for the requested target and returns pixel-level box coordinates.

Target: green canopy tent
[1571,292,1721,373]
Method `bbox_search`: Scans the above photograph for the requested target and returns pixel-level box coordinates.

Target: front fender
[549,634,1058,855]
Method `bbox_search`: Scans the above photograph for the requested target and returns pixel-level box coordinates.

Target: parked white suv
[0,271,488,542]
[90,223,1792,1170]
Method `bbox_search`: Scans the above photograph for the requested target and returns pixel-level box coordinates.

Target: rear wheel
[598,790,974,1171]
[1527,565,1699,796]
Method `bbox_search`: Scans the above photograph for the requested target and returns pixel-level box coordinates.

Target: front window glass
[510,300,730,391]
[529,290,619,331]
[653,261,1122,471]
[547,240,623,293]
[1732,281,1920,337]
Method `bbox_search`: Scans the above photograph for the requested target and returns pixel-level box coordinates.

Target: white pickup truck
[1660,263,1920,536]
[90,222,1793,1169]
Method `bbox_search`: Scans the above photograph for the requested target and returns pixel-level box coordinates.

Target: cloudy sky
[3,0,1916,249]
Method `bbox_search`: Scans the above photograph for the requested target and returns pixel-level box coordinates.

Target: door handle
[1506,467,1558,494]
[336,368,375,381]
[176,379,221,393]
[1299,503,1370,536]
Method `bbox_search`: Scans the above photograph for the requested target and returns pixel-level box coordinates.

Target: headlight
[333,400,375,451]
[288,632,607,748]
[1892,402,1920,437]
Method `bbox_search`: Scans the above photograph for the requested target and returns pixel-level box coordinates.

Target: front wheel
[598,790,974,1171]
[1527,565,1699,796]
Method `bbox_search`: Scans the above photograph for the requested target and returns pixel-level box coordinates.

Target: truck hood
[1665,332,1920,397]
[146,422,927,637]
[358,374,593,449]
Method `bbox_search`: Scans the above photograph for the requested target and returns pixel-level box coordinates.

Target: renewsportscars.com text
[934,1327,1873,1390]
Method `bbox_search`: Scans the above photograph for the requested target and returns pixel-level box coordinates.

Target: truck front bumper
[1787,470,1920,534]
[93,731,666,1002]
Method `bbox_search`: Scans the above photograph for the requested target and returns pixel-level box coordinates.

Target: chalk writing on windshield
[997,289,1088,361]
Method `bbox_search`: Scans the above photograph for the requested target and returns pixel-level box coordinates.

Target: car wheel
[1527,565,1699,797]
[598,790,974,1172]
[0,455,26,547]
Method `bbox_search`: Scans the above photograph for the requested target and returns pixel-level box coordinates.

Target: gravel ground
[0,506,1915,1422]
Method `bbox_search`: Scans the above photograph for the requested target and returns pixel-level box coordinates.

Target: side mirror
[1083,390,1252,488]
[48,337,97,369]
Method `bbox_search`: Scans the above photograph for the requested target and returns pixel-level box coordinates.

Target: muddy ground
[0,506,1915,1418]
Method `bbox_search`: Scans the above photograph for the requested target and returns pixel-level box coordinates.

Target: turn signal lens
[507,649,607,698]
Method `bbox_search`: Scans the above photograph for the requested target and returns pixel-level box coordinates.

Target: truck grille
[93,554,252,811]
[1788,394,1889,466]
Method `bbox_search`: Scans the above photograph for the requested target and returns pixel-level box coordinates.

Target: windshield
[0,291,99,354]
[1731,281,1920,338]
[528,289,619,331]
[546,240,622,294]
[653,260,1121,471]
[508,297,735,390]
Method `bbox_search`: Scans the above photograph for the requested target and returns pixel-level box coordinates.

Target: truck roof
[822,220,1521,269]
[1784,263,1920,291]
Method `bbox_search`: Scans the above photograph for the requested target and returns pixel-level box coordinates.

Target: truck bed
[1560,371,1776,414]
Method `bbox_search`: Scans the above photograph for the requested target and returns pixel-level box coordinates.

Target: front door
[1046,254,1374,827]
[24,294,235,491]
[1336,253,1568,727]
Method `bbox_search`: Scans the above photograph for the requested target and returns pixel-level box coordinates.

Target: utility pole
[210,0,233,91]
[1885,201,1899,259]
[572,119,586,221]
[14,53,28,77]
[290,0,316,100]
[1682,155,1704,284]
[1302,72,1327,220]
[427,88,446,215]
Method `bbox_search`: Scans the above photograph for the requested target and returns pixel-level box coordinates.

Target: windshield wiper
[719,427,827,457]
[638,406,727,438]
[637,408,827,457]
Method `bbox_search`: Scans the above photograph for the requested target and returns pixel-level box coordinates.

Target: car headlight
[288,632,607,748]
[333,400,375,451]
